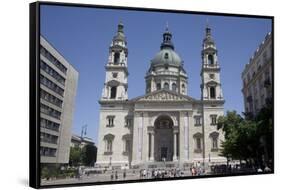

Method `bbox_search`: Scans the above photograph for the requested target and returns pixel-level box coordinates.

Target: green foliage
[69,146,82,166]
[81,144,97,166]
[69,144,97,167]
[41,165,77,180]
[218,103,273,166]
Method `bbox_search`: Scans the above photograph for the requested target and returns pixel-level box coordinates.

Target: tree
[69,146,82,166]
[255,102,273,167]
[217,111,242,160]
[217,105,273,169]
[81,144,97,166]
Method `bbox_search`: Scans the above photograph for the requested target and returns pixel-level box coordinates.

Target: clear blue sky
[40,5,271,144]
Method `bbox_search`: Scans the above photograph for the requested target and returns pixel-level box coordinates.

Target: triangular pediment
[130,89,197,102]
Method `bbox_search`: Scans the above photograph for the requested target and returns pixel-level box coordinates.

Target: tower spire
[166,21,169,31]
[102,22,129,101]
[203,19,215,47]
[161,22,174,50]
[205,18,211,37]
[118,21,124,33]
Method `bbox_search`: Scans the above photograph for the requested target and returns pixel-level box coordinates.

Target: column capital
[147,126,155,134]
[173,126,179,133]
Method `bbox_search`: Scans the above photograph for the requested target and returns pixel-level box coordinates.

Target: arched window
[164,82,169,90]
[107,139,113,152]
[114,52,120,64]
[208,54,214,65]
[210,87,216,99]
[196,138,201,150]
[181,84,185,93]
[156,83,161,90]
[164,53,169,59]
[104,134,115,154]
[212,137,218,149]
[110,86,117,99]
[210,132,219,151]
[193,133,203,152]
[122,134,131,153]
[172,83,177,92]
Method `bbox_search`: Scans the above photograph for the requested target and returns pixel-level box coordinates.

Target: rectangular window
[125,117,132,127]
[40,60,66,86]
[40,147,57,157]
[194,116,201,126]
[40,75,64,96]
[40,104,61,119]
[263,51,267,64]
[40,132,58,144]
[210,115,217,125]
[40,118,60,131]
[40,89,63,108]
[210,87,216,99]
[40,46,67,74]
[106,116,115,127]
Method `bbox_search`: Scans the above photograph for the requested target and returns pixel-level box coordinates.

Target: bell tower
[101,22,129,100]
[200,25,223,101]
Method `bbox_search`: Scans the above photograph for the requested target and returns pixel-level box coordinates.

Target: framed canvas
[29,1,274,188]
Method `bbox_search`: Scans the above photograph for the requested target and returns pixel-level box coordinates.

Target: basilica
[96,22,226,169]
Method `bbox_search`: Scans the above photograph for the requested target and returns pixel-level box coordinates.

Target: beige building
[242,32,272,115]
[40,36,79,164]
[96,23,226,169]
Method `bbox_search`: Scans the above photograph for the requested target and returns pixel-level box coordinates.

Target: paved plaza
[41,169,193,186]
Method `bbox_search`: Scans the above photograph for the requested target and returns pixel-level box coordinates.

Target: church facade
[96,22,226,169]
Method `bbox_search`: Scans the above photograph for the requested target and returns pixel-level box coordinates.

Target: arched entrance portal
[154,115,174,161]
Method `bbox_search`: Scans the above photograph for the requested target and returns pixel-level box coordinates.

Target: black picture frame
[30,1,274,188]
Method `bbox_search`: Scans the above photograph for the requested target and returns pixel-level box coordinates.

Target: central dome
[151,48,182,66]
[150,26,183,66]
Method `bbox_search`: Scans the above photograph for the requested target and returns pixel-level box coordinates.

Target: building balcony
[156,70,179,76]
[203,63,219,69]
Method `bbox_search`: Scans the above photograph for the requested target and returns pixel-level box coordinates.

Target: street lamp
[81,124,87,140]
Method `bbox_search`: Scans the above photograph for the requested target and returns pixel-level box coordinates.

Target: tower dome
[151,25,183,66]
[151,48,182,66]
[145,25,188,95]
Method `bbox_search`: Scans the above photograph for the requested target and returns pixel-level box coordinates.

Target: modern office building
[40,36,79,165]
[241,32,272,116]
[96,23,226,169]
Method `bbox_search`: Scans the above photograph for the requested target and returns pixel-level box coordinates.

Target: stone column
[173,131,178,161]
[184,112,189,160]
[150,132,154,161]
[137,113,143,161]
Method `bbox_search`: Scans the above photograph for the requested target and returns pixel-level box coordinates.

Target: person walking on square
[115,170,118,180]
[123,170,126,179]
[111,171,114,181]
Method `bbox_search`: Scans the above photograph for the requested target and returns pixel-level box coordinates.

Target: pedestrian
[143,169,147,179]
[123,170,126,179]
[111,171,114,181]
[115,170,118,180]
[191,167,196,176]
[264,166,271,173]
